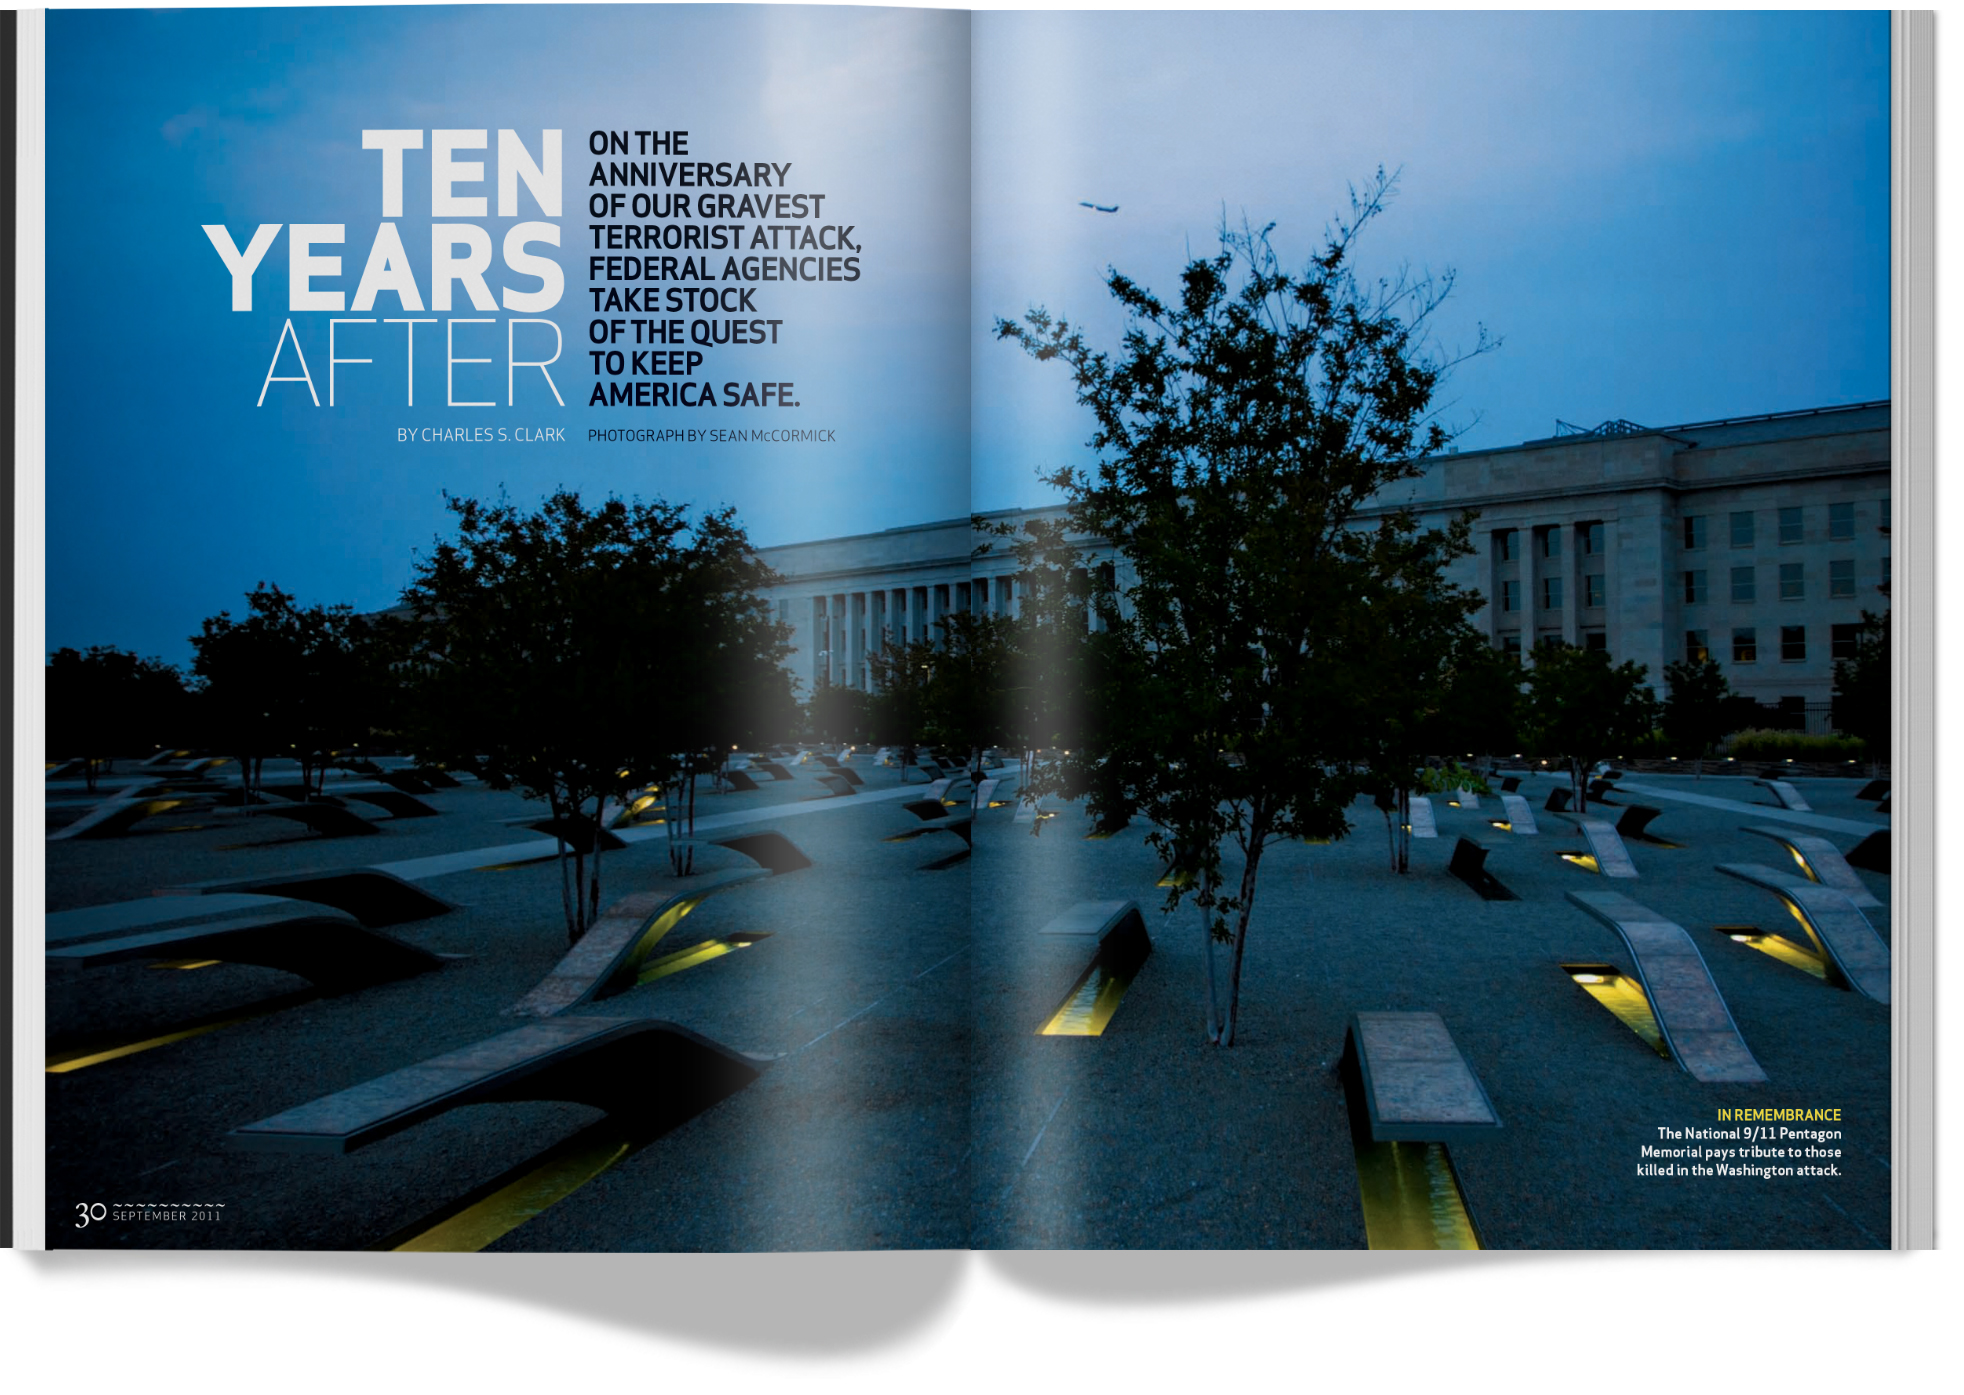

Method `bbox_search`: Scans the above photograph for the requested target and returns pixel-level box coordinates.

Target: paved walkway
[1612,782,1885,837]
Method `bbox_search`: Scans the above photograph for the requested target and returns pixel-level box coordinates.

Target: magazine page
[29,2,973,1251]
[961,7,1897,1249]
[15,1,1918,1262]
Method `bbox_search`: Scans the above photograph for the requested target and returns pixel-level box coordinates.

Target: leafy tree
[45,646,191,791]
[402,491,788,943]
[918,611,1016,785]
[1661,656,1733,777]
[866,635,936,777]
[1832,608,1889,771]
[806,676,872,746]
[191,584,396,800]
[997,174,1489,1046]
[1524,641,1660,811]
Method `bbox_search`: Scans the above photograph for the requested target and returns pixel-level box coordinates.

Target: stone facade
[757,400,1890,723]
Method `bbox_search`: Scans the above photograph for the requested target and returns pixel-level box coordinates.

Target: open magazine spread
[30,5,1896,1251]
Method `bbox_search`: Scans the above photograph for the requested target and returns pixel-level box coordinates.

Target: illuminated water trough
[1562,963,1668,1056]
[1339,1013,1498,1249]
[1037,905,1152,1037]
[1714,924,1828,979]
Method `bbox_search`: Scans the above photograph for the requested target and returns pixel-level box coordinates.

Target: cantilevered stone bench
[1754,779,1813,812]
[1564,889,1768,1083]
[1856,779,1889,802]
[155,869,458,928]
[1407,796,1438,839]
[336,787,440,819]
[753,760,793,781]
[506,867,769,1017]
[1450,789,1481,810]
[885,810,974,848]
[1498,794,1538,835]
[47,901,443,994]
[1570,819,1638,877]
[48,893,338,949]
[1716,863,1890,1003]
[1499,776,1522,793]
[720,768,761,792]
[47,794,208,841]
[1448,837,1516,900]
[229,1017,760,1155]
[814,773,857,798]
[709,831,813,875]
[1340,1012,1501,1143]
[1740,826,1883,910]
[1615,805,1666,842]
[1846,830,1889,875]
[501,814,628,852]
[1038,900,1139,938]
[1545,787,1572,813]
[247,802,384,838]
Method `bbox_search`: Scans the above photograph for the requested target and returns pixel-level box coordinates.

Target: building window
[1730,511,1754,548]
[1829,501,1855,541]
[1500,633,1522,658]
[1781,626,1806,662]
[1731,566,1756,604]
[1831,623,1861,661]
[1541,527,1562,560]
[1780,562,1804,601]
[1683,515,1707,551]
[1829,559,1855,599]
[1580,521,1605,556]
[1497,528,1518,562]
[1540,576,1563,610]
[1686,629,1710,664]
[1683,570,1706,604]
[1501,579,1520,613]
[1582,630,1607,652]
[1779,506,1803,545]
[1733,627,1757,663]
[1585,574,1606,608]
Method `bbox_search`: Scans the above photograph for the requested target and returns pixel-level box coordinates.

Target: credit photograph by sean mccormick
[14,4,1933,1253]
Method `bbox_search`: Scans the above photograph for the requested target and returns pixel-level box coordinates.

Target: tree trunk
[554,795,578,945]
[1198,860,1221,1044]
[1571,757,1587,815]
[1217,835,1269,1048]
[585,794,603,928]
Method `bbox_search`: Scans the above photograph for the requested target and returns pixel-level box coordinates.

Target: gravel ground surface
[43,761,1890,1250]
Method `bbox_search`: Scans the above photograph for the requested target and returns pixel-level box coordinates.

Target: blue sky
[42,6,1888,664]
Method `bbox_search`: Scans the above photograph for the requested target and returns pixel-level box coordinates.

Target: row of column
[809,574,1021,690]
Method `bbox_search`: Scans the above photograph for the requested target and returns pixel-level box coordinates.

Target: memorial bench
[1615,805,1671,844]
[1544,787,1572,813]
[1740,826,1883,909]
[1448,837,1516,900]
[1715,863,1890,1003]
[814,773,858,798]
[1753,779,1813,812]
[155,869,458,928]
[247,802,385,839]
[506,867,770,1017]
[1340,1012,1501,1143]
[229,1017,760,1155]
[46,794,208,841]
[1845,829,1889,876]
[1566,818,1638,877]
[1563,889,1768,1083]
[47,897,444,995]
[1856,779,1889,803]
[1035,900,1152,1036]
[1497,793,1539,835]
[1406,795,1439,839]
